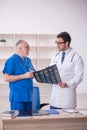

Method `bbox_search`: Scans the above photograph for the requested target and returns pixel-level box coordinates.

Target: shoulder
[71,48,84,63]
[5,54,16,64]
[3,54,16,74]
[71,49,82,58]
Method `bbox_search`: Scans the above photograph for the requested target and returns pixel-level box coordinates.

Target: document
[46,109,59,114]
[33,109,59,116]
[33,64,61,84]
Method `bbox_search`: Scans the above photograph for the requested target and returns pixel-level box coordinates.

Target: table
[1,109,87,130]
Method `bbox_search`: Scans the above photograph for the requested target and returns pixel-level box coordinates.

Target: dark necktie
[61,52,65,63]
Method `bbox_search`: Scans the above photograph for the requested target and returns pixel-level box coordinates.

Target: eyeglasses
[55,41,66,45]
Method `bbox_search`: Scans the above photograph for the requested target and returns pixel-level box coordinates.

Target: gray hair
[15,39,26,50]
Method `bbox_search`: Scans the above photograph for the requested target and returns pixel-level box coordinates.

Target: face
[56,38,69,51]
[21,41,30,56]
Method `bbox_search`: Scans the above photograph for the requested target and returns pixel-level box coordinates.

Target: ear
[66,42,69,46]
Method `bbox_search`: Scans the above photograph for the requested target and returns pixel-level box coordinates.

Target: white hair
[15,39,26,50]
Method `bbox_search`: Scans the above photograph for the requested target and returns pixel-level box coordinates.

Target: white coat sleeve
[67,54,84,88]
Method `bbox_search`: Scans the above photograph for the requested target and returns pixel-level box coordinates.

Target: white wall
[0,0,87,93]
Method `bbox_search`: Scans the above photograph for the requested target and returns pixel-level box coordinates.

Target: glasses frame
[55,41,66,45]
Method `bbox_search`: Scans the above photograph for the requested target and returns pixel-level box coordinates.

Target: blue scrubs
[3,54,35,113]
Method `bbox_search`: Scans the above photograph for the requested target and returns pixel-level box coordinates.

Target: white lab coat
[50,48,84,109]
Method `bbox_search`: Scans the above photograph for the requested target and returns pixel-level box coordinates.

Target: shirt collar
[62,47,72,56]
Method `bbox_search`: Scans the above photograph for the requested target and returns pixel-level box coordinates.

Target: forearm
[4,73,25,82]
[4,71,34,82]
[67,76,83,88]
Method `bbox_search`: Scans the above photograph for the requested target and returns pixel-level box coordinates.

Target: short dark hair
[57,32,71,44]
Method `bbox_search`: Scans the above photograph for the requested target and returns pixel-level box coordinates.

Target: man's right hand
[24,72,34,79]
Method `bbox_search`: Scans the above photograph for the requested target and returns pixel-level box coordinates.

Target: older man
[3,39,35,115]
